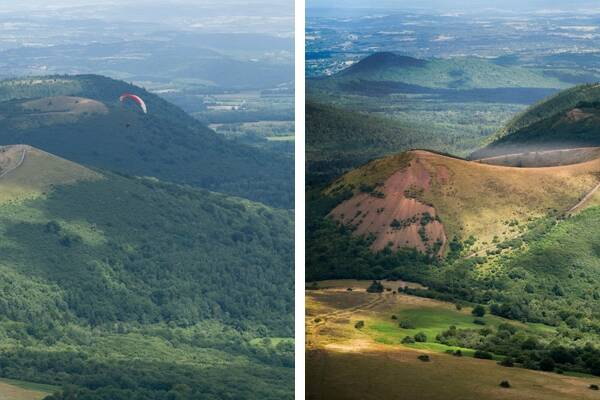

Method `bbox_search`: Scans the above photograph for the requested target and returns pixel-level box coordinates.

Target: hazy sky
[307,0,600,12]
[0,0,294,35]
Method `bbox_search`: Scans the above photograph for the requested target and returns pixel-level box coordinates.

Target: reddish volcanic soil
[329,155,447,255]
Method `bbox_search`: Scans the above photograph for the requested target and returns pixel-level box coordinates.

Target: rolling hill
[0,144,293,399]
[309,52,567,101]
[305,54,574,185]
[307,151,600,379]
[0,75,293,208]
[335,52,565,90]
[475,84,600,158]
[323,150,600,257]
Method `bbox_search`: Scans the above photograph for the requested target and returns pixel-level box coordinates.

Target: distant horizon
[306,0,600,13]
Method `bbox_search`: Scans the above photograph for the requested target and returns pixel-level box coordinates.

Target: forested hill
[474,83,600,158]
[0,75,293,208]
[311,52,568,93]
[306,101,451,184]
[0,144,293,399]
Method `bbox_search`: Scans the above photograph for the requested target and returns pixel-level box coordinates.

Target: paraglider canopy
[119,93,147,114]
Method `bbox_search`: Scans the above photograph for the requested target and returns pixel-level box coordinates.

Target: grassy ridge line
[325,149,600,250]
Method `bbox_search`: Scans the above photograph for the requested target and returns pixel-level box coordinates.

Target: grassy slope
[472,206,600,324]
[0,379,53,400]
[325,150,600,250]
[0,75,293,208]
[0,146,293,399]
[308,349,599,400]
[306,284,598,400]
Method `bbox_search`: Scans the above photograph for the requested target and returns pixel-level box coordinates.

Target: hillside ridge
[326,149,600,256]
[0,75,294,208]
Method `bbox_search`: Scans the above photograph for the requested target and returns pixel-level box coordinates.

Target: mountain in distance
[0,144,293,399]
[309,52,568,101]
[474,83,600,159]
[0,75,293,208]
[305,53,587,184]
[0,37,294,90]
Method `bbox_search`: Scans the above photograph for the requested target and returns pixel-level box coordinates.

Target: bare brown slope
[21,96,108,115]
[329,155,447,255]
[328,150,600,255]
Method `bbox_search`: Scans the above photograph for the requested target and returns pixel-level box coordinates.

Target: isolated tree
[414,332,427,342]
[540,357,555,372]
[367,280,384,293]
[472,305,486,317]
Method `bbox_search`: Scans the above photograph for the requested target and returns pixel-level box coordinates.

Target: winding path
[567,181,600,214]
[0,146,27,179]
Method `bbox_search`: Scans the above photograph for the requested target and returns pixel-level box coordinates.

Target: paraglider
[119,93,147,114]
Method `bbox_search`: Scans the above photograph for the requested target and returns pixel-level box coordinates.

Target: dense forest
[0,156,293,399]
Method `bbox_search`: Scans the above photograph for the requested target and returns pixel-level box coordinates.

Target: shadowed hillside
[475,84,600,158]
[0,75,293,208]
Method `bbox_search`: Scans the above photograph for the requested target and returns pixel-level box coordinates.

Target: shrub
[499,357,514,367]
[453,350,463,357]
[367,281,384,293]
[473,319,486,325]
[540,357,555,372]
[500,380,511,388]
[455,303,462,310]
[399,320,415,329]
[590,384,599,390]
[521,337,538,350]
[472,305,486,317]
[401,336,415,344]
[474,350,493,360]
[417,355,430,362]
[391,315,397,320]
[355,321,365,329]
[414,332,427,342]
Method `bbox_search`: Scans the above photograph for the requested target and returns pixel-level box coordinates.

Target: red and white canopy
[119,93,147,114]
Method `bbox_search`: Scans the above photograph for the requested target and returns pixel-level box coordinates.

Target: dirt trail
[0,146,28,179]
[475,147,598,163]
[306,292,389,349]
[567,181,600,214]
